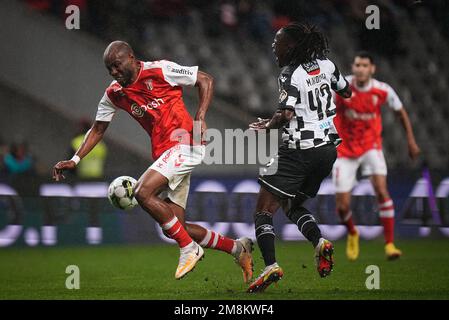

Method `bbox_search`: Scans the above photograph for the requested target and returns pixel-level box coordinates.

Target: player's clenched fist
[52,160,76,181]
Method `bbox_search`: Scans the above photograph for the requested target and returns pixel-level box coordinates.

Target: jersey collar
[128,61,144,86]
[352,78,373,92]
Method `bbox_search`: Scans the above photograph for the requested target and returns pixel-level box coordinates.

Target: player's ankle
[265,262,279,271]
[231,241,242,258]
[315,237,325,253]
[180,240,195,251]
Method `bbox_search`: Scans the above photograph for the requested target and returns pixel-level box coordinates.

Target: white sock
[264,262,279,272]
[180,241,196,252]
[315,237,325,254]
[231,241,239,256]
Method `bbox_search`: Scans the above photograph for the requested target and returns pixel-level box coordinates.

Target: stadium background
[0,0,448,299]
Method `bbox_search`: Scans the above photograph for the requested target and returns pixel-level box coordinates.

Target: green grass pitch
[1,239,449,299]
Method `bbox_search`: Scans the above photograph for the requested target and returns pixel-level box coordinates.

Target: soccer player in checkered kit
[247,23,352,293]
[333,52,420,261]
[52,41,254,282]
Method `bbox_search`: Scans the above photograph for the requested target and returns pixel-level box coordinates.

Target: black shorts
[258,143,337,199]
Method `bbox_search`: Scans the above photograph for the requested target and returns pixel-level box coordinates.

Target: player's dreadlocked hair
[282,22,329,65]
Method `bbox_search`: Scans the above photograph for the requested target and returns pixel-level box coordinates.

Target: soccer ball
[107,176,138,210]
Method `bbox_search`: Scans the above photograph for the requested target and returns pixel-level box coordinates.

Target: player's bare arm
[395,107,421,160]
[194,71,214,141]
[52,120,109,181]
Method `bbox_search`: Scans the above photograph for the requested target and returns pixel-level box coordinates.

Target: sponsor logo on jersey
[318,118,333,130]
[131,103,145,118]
[167,65,194,76]
[344,109,377,120]
[130,99,165,117]
[302,60,320,75]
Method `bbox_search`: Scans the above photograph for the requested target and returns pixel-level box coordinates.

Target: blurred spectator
[221,0,238,30]
[238,0,273,43]
[24,0,53,12]
[3,142,34,175]
[70,119,107,180]
[24,0,87,18]
[271,14,292,32]
[149,0,190,24]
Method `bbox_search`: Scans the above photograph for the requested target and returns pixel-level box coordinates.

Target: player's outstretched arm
[194,71,214,141]
[52,121,109,181]
[395,108,421,160]
[249,109,295,130]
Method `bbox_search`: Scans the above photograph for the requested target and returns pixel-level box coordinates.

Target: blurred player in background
[247,23,351,293]
[52,41,253,282]
[333,52,420,261]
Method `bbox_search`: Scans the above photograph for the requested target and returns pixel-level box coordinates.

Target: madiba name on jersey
[334,75,403,158]
[278,58,349,150]
[95,60,198,160]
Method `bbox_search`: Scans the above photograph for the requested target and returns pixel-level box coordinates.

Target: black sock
[255,211,276,266]
[286,206,322,248]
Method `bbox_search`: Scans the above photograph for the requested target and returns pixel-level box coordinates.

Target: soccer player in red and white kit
[333,52,420,261]
[52,41,254,281]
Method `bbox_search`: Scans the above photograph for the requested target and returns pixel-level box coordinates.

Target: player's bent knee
[336,203,350,215]
[134,184,157,207]
[134,178,158,197]
[336,196,351,214]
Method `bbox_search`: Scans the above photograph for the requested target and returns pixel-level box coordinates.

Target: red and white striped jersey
[95,60,198,160]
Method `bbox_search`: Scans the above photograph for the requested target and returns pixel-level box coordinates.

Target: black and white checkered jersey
[278,58,349,150]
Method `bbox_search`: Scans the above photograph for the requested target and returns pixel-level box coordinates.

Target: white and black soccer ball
[107,176,138,210]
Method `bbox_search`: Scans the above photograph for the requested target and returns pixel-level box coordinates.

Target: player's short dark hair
[281,22,329,65]
[354,51,375,64]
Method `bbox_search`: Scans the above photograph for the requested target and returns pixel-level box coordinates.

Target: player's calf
[254,211,277,267]
[286,205,322,248]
